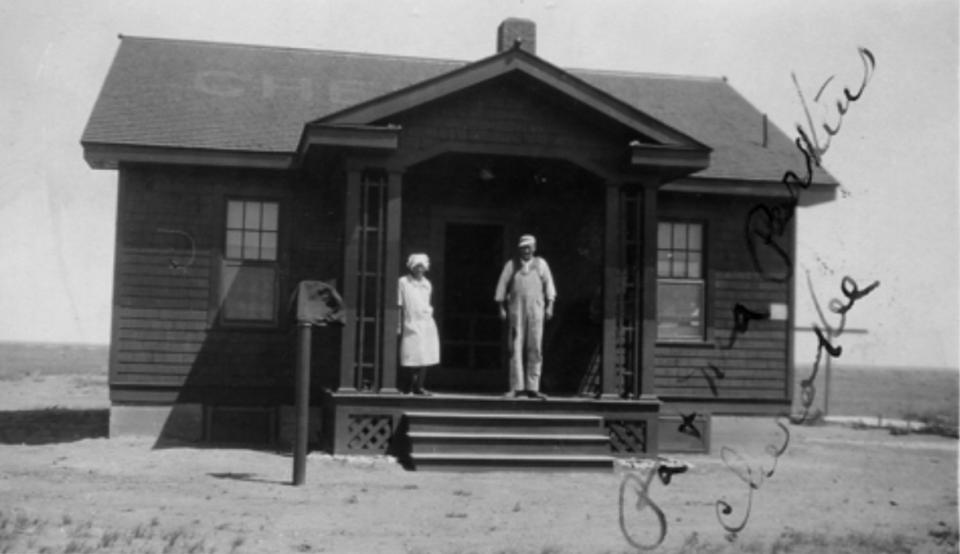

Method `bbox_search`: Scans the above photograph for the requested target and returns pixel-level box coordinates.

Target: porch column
[600,182,620,398]
[638,180,658,398]
[338,167,362,392]
[379,169,403,394]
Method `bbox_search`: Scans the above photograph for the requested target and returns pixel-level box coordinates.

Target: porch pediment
[301,45,710,179]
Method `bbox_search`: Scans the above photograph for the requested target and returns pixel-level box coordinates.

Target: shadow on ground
[0,408,108,444]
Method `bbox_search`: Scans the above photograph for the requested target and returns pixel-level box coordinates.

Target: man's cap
[518,234,536,247]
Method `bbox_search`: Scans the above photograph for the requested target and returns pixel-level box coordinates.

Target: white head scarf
[406,253,430,271]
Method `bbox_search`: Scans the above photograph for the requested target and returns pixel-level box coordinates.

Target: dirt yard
[0,420,956,553]
[0,345,957,553]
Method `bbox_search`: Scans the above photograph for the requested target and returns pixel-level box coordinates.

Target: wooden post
[338,169,362,392]
[292,321,312,486]
[380,170,403,393]
[639,181,658,398]
[601,182,620,398]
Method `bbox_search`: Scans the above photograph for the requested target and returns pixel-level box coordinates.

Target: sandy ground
[0,422,956,553]
[0,368,957,553]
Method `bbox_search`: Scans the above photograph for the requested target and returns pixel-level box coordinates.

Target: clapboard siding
[110,164,343,397]
[655,193,791,404]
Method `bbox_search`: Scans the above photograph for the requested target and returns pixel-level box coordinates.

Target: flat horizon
[0,340,956,373]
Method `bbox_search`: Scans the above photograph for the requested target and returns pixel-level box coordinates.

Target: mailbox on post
[290,280,344,486]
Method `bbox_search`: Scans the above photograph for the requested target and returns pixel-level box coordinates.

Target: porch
[293,42,712,467]
[320,391,661,470]
[316,389,710,470]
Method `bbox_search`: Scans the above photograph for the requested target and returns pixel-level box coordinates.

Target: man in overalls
[494,234,557,399]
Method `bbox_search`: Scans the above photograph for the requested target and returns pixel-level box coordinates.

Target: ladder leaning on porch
[577,346,601,397]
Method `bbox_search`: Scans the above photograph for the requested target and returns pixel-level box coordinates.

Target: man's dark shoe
[529,391,548,400]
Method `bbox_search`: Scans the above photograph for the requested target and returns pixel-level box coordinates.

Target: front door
[434,222,506,392]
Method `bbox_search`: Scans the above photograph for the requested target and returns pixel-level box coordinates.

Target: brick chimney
[497,18,536,54]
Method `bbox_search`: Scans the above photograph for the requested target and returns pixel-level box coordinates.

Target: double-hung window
[657,221,705,341]
[220,199,280,324]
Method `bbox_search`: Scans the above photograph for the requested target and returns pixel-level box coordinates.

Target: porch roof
[82,35,837,187]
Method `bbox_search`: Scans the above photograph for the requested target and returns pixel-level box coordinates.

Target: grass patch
[902,411,960,438]
[0,510,246,554]
[664,528,918,553]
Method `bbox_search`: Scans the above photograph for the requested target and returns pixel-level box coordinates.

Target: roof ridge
[117,34,469,66]
[569,65,726,83]
[117,35,725,82]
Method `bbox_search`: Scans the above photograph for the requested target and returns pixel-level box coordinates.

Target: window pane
[657,281,704,340]
[227,201,244,229]
[260,231,277,261]
[244,202,261,230]
[672,224,687,250]
[243,231,260,259]
[225,230,243,259]
[688,224,702,251]
[671,250,687,277]
[221,263,276,321]
[657,251,671,277]
[657,222,671,249]
[687,252,702,278]
[261,203,279,231]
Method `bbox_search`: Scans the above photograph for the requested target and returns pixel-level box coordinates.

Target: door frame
[429,208,515,392]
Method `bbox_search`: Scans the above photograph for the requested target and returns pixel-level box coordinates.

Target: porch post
[338,168,362,392]
[600,182,620,398]
[379,169,403,394]
[638,180,658,398]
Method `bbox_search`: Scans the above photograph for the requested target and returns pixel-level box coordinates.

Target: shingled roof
[82,36,837,186]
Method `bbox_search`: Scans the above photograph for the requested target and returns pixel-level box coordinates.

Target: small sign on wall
[769,303,788,321]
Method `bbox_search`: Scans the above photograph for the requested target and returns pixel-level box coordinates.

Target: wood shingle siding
[393,77,629,170]
[654,193,791,403]
[109,164,344,401]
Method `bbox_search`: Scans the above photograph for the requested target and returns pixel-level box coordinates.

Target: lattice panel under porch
[345,414,394,453]
[606,419,647,454]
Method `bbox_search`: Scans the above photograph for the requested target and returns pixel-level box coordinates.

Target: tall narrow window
[220,199,280,324]
[657,221,705,341]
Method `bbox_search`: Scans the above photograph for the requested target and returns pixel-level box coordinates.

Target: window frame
[656,219,709,344]
[215,197,283,328]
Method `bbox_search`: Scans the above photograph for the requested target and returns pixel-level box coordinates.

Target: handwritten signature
[745,47,876,283]
[618,460,689,550]
[716,418,790,536]
[618,47,877,548]
[715,47,877,540]
[792,274,880,424]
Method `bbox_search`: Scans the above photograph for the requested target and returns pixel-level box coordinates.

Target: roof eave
[629,142,712,181]
[662,176,838,205]
[81,141,296,170]
[296,123,402,160]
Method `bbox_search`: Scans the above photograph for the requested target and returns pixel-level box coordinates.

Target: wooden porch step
[403,411,605,435]
[402,411,613,471]
[408,431,609,455]
[409,452,614,472]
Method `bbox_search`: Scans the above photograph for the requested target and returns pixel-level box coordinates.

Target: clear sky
[0,0,957,369]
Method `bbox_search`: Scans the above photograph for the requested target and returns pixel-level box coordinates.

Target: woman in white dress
[398,253,440,395]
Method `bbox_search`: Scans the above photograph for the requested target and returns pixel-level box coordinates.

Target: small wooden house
[82,19,836,466]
